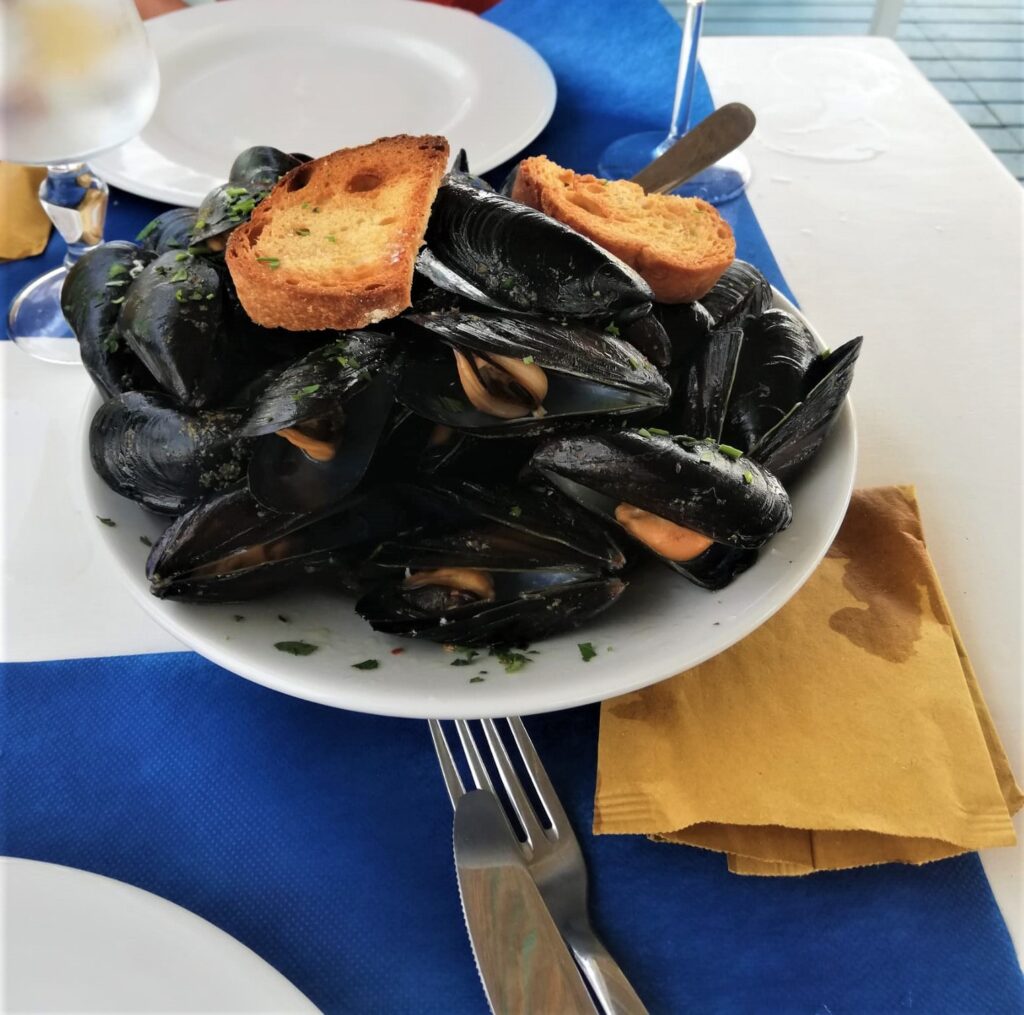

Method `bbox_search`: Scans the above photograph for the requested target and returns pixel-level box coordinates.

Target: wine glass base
[597,130,752,206]
[7,265,81,365]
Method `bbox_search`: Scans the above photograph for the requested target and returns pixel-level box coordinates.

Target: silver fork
[430,717,648,1015]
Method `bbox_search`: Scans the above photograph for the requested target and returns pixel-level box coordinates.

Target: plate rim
[79,290,857,719]
[91,0,557,206]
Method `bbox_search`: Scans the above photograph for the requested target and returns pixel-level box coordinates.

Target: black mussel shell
[136,208,199,255]
[673,544,759,591]
[90,391,251,515]
[699,260,773,331]
[148,483,417,601]
[667,325,742,442]
[532,431,792,550]
[357,572,625,647]
[247,372,395,514]
[654,301,715,366]
[61,241,156,398]
[721,309,819,453]
[229,146,308,190]
[425,175,653,317]
[751,337,862,484]
[399,310,670,437]
[414,248,514,312]
[498,160,520,198]
[241,331,395,437]
[616,311,672,372]
[119,251,231,409]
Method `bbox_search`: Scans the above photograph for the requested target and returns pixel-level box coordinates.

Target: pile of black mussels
[69,146,862,648]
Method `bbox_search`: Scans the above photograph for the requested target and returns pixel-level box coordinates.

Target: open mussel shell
[425,174,653,318]
[241,331,395,437]
[61,241,156,398]
[666,325,743,442]
[532,431,793,551]
[617,311,672,372]
[247,372,395,514]
[136,208,199,255]
[90,391,251,515]
[119,251,231,409]
[653,300,715,366]
[721,309,819,453]
[229,146,308,190]
[399,310,670,437]
[699,259,773,331]
[148,483,418,602]
[751,336,862,484]
[413,248,514,313]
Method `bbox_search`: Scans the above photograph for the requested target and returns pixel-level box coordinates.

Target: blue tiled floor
[663,0,1024,182]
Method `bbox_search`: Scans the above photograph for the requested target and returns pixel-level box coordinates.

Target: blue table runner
[2,0,1022,1010]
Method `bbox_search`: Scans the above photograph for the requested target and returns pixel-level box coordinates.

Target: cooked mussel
[118,250,231,409]
[665,325,743,442]
[425,173,653,317]
[398,310,670,436]
[148,483,416,601]
[90,391,251,515]
[531,431,792,587]
[751,336,862,484]
[413,248,514,312]
[699,259,773,331]
[241,332,396,513]
[721,309,819,453]
[356,480,626,645]
[136,208,199,255]
[61,241,156,398]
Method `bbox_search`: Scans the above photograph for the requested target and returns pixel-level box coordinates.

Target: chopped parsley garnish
[205,292,215,300]
[522,355,534,365]
[257,257,281,269]
[637,427,652,438]
[101,334,119,353]
[135,219,158,240]
[605,322,620,336]
[742,470,754,485]
[225,186,248,197]
[508,505,522,518]
[170,268,188,283]
[301,201,310,209]
[234,614,245,622]
[491,648,531,673]
[194,218,206,229]
[700,451,714,463]
[174,251,189,261]
[336,355,352,368]
[174,289,186,302]
[578,642,597,663]
[325,234,336,243]
[107,263,128,278]
[469,676,485,683]
[277,614,289,623]
[451,657,476,667]
[139,535,153,547]
[275,640,318,656]
[628,356,640,370]
[352,659,379,670]
[820,346,832,358]
[96,516,116,527]
[292,383,320,400]
[500,277,515,290]
[648,427,670,436]
[719,444,743,459]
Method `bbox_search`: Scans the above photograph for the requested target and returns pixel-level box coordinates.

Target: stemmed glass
[0,0,159,363]
[598,0,750,205]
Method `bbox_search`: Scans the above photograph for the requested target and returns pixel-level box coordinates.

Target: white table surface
[2,35,1021,953]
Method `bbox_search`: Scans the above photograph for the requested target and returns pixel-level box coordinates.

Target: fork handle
[564,924,649,1015]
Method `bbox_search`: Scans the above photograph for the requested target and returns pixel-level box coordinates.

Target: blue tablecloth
[2,0,1022,1011]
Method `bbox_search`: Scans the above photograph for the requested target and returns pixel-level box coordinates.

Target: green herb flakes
[174,289,186,303]
[700,452,714,463]
[139,535,153,547]
[578,642,597,663]
[96,516,116,527]
[648,427,670,436]
[174,251,189,262]
[451,657,476,667]
[194,218,206,229]
[522,355,534,365]
[491,649,531,674]
[233,614,245,622]
[135,219,158,241]
[277,614,289,623]
[325,234,336,243]
[742,470,754,485]
[628,356,640,370]
[301,201,310,209]
[225,186,248,197]
[508,505,522,518]
[257,257,281,269]
[605,322,620,337]
[293,383,320,400]
[275,640,318,656]
[205,292,215,300]
[719,444,743,459]
[107,263,128,278]
[352,659,380,670]
[469,676,485,683]
[101,334,119,353]
[637,428,653,439]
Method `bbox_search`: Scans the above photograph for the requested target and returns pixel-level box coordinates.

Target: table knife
[630,101,756,194]
[454,790,597,1015]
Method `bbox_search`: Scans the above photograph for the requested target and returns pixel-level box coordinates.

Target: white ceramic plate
[79,292,856,720]
[1,857,315,1013]
[91,0,556,206]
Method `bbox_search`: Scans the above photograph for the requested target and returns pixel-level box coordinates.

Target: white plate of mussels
[75,159,859,720]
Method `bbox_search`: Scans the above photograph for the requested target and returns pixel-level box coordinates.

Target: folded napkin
[0,164,50,261]
[595,485,1022,875]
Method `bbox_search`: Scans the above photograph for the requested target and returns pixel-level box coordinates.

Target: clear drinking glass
[597,0,750,205]
[0,0,159,363]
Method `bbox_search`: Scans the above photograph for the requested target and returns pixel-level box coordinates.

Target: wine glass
[598,0,750,205]
[0,0,160,363]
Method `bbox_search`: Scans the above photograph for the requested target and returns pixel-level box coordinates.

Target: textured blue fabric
[2,653,1023,1014]
[2,0,1022,1010]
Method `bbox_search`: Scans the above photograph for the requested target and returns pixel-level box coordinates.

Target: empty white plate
[91,0,556,206]
[2,857,315,1012]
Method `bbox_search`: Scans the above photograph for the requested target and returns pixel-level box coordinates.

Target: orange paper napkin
[594,486,1022,875]
[0,164,50,261]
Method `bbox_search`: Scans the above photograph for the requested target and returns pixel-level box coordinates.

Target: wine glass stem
[666,0,706,145]
[40,163,109,269]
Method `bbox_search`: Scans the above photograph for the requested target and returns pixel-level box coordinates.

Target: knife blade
[630,102,756,195]
[454,790,597,1015]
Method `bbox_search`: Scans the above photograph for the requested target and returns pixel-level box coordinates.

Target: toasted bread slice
[226,134,449,331]
[511,155,735,303]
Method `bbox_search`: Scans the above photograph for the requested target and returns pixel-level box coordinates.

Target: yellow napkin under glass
[0,164,50,261]
[594,486,1022,875]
